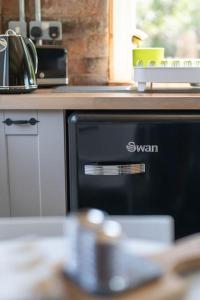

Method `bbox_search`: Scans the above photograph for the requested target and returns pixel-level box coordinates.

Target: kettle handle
[24,38,38,74]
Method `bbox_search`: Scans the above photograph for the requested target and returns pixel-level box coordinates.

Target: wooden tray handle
[151,234,200,274]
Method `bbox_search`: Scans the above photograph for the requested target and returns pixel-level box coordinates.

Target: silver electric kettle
[0,29,38,93]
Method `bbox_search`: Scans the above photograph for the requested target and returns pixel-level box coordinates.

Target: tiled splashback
[0,0,109,85]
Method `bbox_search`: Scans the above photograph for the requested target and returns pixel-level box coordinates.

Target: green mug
[132,48,165,67]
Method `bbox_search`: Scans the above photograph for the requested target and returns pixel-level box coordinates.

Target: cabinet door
[37,111,66,216]
[0,110,66,217]
[0,113,10,217]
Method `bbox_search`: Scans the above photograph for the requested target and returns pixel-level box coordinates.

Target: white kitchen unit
[0,110,66,217]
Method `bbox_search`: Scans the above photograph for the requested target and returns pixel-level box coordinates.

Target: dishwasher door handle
[84,163,145,176]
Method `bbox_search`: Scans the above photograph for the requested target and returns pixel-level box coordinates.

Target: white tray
[134,67,200,91]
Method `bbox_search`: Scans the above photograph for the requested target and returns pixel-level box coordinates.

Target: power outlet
[8,21,27,37]
[29,21,62,41]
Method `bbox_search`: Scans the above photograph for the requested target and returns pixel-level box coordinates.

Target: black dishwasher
[68,112,200,238]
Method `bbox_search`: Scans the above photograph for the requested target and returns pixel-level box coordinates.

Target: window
[137,0,200,58]
[110,0,200,82]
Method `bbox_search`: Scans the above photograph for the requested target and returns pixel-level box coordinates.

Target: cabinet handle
[84,163,145,175]
[3,118,39,126]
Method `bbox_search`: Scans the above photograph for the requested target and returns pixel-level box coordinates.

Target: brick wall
[1,0,109,85]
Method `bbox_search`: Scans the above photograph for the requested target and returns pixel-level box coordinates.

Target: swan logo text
[126,141,159,153]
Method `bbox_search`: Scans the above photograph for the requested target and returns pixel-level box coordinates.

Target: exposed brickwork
[1,0,109,85]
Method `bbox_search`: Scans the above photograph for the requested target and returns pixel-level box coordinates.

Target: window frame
[109,0,136,83]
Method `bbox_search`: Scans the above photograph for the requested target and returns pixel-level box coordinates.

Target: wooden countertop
[1,87,200,110]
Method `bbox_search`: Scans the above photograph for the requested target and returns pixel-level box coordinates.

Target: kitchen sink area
[53,85,135,93]
[52,84,200,94]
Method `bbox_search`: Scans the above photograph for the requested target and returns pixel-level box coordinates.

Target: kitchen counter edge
[1,90,200,110]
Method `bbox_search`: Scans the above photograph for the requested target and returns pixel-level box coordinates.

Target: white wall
[112,0,136,82]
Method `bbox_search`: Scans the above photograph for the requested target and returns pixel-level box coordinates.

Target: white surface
[0,236,166,300]
[0,216,174,244]
[0,236,199,300]
[185,273,200,300]
[0,216,175,298]
[111,215,174,244]
[0,237,64,300]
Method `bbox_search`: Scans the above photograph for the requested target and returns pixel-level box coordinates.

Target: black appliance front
[68,113,200,239]
[36,46,68,86]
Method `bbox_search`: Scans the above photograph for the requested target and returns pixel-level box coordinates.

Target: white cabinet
[0,110,66,217]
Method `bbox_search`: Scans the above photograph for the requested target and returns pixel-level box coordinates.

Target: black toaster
[36,45,68,87]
